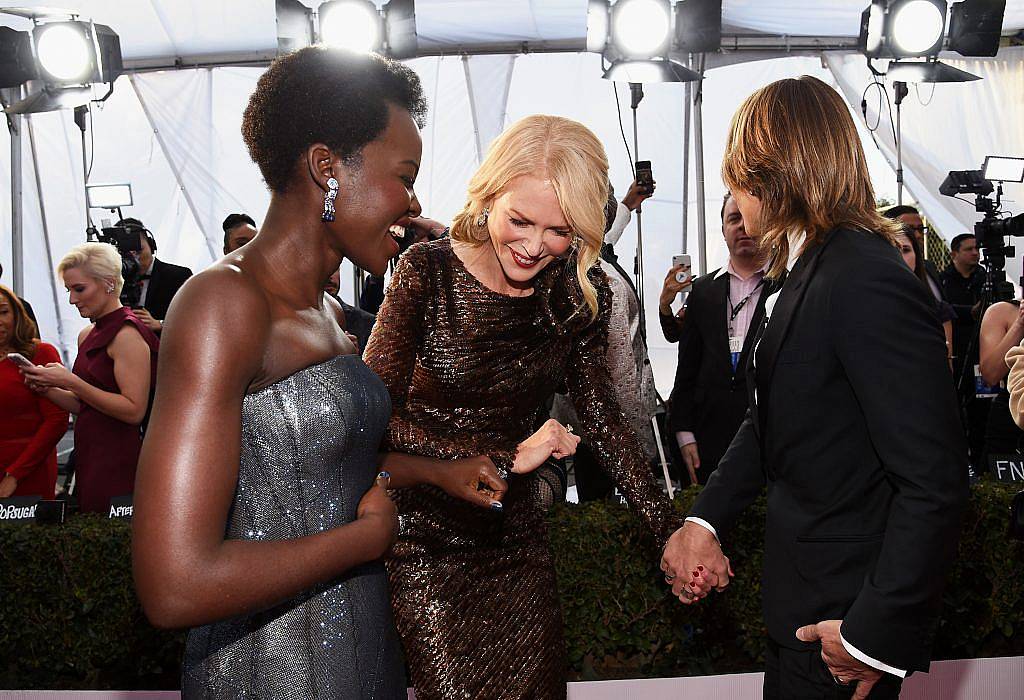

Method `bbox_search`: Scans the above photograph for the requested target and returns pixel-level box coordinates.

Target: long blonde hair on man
[449,114,609,321]
[722,75,902,278]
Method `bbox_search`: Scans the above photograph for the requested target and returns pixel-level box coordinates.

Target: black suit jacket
[690,228,967,673]
[142,258,193,321]
[668,269,769,482]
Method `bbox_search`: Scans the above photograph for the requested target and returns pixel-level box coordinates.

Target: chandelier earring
[475,208,489,228]
[322,177,340,223]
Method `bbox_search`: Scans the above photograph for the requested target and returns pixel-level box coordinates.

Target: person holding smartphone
[0,285,68,499]
[667,193,769,485]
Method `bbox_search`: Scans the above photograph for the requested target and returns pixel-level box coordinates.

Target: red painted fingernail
[698,565,704,571]
[692,570,699,577]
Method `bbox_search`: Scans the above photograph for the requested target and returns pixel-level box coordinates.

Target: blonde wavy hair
[722,76,901,278]
[449,114,610,320]
[57,242,125,297]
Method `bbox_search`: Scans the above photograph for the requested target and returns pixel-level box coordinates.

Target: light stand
[893,80,908,206]
[629,81,646,339]
[73,104,95,233]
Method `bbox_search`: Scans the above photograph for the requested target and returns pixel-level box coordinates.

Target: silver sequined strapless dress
[182,355,406,699]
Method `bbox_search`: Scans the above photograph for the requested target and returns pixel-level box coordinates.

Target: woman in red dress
[0,285,68,499]
[22,243,159,513]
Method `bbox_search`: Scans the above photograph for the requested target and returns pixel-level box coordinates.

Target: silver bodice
[183,355,405,699]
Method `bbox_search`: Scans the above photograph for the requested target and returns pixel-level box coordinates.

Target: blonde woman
[363,115,683,698]
[22,243,158,512]
[660,76,967,699]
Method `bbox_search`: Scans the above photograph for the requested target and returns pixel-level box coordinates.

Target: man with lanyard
[668,193,770,485]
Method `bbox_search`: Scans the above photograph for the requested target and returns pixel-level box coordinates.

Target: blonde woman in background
[363,115,684,699]
[22,243,158,512]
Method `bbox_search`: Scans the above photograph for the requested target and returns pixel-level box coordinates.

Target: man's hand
[659,265,692,315]
[622,178,656,211]
[512,419,581,474]
[406,216,448,244]
[796,620,884,700]
[133,307,162,333]
[661,521,733,604]
[681,443,700,485]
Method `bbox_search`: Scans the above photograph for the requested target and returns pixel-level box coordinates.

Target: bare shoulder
[166,261,271,339]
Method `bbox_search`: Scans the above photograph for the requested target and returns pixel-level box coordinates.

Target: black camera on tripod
[87,223,144,308]
[940,157,1024,304]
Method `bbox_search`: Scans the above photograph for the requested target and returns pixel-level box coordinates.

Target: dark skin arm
[132,269,397,629]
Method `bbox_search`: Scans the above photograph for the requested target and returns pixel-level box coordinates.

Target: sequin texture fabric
[182,356,406,699]
[363,239,684,700]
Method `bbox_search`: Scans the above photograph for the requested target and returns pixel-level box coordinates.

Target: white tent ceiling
[2,1,1022,64]
[2,1,1023,392]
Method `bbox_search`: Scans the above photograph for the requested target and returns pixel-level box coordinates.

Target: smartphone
[635,160,654,193]
[6,352,33,369]
[672,254,692,284]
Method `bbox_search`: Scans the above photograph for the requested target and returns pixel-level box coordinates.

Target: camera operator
[941,233,989,469]
[222,213,258,255]
[667,193,769,485]
[116,217,193,335]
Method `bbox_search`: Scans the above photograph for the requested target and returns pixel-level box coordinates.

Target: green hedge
[2,481,1022,689]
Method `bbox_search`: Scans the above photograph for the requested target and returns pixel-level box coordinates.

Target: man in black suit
[117,218,193,334]
[325,266,375,354]
[668,193,769,485]
[661,76,967,699]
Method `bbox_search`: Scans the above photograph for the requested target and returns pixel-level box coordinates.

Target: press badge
[729,336,743,372]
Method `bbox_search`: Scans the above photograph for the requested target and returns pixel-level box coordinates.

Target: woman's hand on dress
[512,419,581,474]
[431,456,507,509]
[356,484,399,558]
[0,474,17,498]
[20,362,74,390]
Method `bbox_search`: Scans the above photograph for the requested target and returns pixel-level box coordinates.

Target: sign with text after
[108,494,133,519]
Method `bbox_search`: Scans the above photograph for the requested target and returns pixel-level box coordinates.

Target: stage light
[277,0,315,53]
[859,0,948,59]
[610,0,672,59]
[587,0,610,53]
[318,0,381,52]
[983,156,1024,183]
[383,0,417,59]
[34,22,95,83]
[885,59,981,81]
[0,26,37,88]
[948,0,1006,57]
[891,1,946,54]
[674,0,722,54]
[603,58,700,83]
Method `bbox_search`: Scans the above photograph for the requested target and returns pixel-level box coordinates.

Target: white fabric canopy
[3,1,1024,394]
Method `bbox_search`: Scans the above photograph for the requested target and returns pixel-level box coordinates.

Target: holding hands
[512,419,581,474]
[660,521,733,604]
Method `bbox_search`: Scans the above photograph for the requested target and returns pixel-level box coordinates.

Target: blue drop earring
[322,177,339,222]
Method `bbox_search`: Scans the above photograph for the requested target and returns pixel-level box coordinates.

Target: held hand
[133,307,163,332]
[432,456,508,510]
[681,443,700,485]
[406,216,448,243]
[20,362,74,390]
[513,419,581,474]
[356,482,399,558]
[622,178,656,211]
[796,620,884,699]
[0,474,17,498]
[661,521,734,604]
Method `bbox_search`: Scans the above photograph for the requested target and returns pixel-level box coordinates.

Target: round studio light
[891,1,946,55]
[612,0,671,59]
[35,23,93,83]
[319,0,382,52]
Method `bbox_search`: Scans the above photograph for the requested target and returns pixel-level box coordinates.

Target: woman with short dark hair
[131,48,439,698]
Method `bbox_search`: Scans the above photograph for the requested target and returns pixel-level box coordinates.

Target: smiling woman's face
[485,174,574,285]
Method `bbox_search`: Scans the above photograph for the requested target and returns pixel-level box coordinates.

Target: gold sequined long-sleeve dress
[363,239,684,700]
